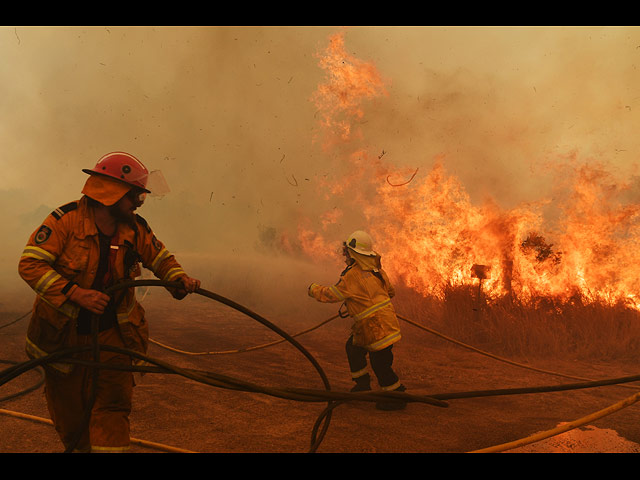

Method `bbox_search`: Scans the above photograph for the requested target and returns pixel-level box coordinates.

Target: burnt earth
[2,292,640,454]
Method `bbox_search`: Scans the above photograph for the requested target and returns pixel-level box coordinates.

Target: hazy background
[2,25,640,317]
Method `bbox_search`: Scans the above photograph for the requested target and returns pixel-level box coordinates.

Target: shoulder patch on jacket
[34,224,52,244]
[51,201,78,220]
[135,214,152,233]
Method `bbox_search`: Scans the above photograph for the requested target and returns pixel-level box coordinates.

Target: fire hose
[148,314,341,355]
[0,408,197,453]
[469,390,640,453]
[3,280,640,453]
[0,280,448,453]
[146,307,640,390]
[0,360,44,403]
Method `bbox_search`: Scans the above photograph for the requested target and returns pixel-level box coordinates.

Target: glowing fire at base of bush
[284,32,640,313]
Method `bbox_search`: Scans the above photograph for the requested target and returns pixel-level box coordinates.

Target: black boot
[375,384,407,411]
[350,374,372,392]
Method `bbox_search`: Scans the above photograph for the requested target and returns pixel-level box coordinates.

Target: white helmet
[345,230,376,256]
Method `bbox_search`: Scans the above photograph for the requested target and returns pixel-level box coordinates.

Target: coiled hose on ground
[0,279,448,453]
[3,279,640,453]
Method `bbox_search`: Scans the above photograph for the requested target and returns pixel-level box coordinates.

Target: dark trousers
[345,335,399,389]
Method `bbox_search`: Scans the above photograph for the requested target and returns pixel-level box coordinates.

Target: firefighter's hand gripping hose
[0,279,448,453]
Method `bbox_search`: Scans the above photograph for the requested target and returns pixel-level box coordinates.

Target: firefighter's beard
[108,203,137,227]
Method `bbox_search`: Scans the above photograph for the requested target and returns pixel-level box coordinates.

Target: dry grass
[394,284,640,361]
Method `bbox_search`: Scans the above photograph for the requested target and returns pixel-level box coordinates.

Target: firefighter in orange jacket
[308,230,406,410]
[18,151,201,452]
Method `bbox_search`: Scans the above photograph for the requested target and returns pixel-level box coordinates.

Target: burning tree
[520,232,562,264]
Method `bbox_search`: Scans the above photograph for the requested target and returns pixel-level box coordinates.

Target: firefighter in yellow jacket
[308,230,406,410]
[18,151,201,452]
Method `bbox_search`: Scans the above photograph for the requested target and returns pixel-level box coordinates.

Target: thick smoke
[2,26,640,315]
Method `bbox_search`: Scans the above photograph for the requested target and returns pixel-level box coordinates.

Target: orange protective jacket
[308,261,401,351]
[18,196,188,374]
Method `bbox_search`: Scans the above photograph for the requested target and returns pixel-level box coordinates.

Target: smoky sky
[2,26,640,311]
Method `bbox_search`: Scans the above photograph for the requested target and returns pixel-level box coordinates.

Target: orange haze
[2,26,640,315]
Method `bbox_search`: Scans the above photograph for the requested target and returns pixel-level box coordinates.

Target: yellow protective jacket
[308,261,401,351]
[18,196,188,374]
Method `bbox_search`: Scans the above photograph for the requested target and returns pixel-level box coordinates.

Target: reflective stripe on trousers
[346,335,400,389]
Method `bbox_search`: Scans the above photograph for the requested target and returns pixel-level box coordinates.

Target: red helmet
[82,152,150,193]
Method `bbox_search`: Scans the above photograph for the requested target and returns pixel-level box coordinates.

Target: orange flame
[311,32,388,149]
[294,33,640,310]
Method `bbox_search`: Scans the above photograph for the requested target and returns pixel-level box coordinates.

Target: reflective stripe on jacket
[308,263,401,351]
[18,196,187,373]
